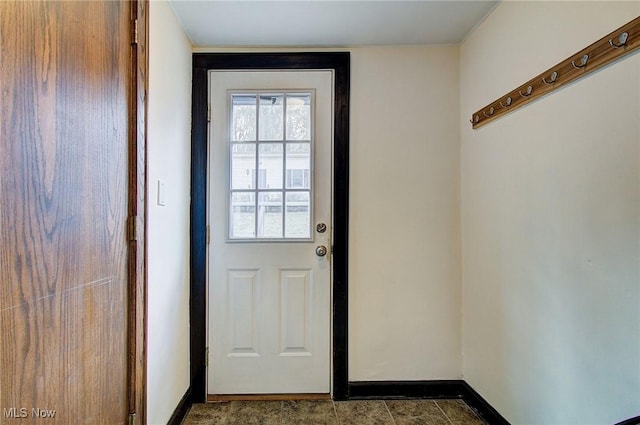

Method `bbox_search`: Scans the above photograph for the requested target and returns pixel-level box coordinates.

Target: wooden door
[208,71,333,394]
[0,1,146,424]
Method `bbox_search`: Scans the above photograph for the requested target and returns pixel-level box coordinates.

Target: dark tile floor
[182,399,487,425]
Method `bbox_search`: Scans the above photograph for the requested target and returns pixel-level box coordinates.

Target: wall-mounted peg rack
[470,16,640,129]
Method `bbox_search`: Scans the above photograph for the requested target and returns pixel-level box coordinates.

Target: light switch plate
[157,180,166,206]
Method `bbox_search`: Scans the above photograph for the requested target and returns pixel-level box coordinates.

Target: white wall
[195,46,463,382]
[147,2,192,424]
[349,47,461,380]
[460,3,640,424]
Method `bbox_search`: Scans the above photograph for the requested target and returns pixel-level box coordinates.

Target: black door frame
[189,52,350,401]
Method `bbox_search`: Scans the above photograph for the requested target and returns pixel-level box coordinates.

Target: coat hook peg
[609,32,629,48]
[470,115,480,124]
[543,71,558,84]
[572,54,589,69]
[500,96,512,107]
[483,107,494,118]
[519,86,533,97]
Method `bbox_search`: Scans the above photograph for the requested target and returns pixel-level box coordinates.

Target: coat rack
[470,16,640,129]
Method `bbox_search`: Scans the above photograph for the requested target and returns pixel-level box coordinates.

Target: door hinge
[131,18,139,45]
[207,104,211,122]
[128,216,138,242]
[205,347,209,367]
[206,225,211,245]
[128,413,136,425]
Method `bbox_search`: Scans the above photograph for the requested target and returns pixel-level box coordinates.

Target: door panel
[227,269,259,356]
[280,269,313,355]
[0,1,135,423]
[208,71,333,395]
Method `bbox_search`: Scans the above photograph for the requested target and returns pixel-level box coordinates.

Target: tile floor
[182,399,487,425]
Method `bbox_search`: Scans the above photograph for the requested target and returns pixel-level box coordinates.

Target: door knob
[315,245,328,257]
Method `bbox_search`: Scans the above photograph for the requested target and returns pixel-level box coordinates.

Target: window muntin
[228,91,313,240]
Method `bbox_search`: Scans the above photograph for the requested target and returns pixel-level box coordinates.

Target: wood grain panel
[128,1,148,423]
[0,1,134,423]
[1,280,127,424]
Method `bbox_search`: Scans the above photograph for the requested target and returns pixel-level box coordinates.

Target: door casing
[190,53,350,401]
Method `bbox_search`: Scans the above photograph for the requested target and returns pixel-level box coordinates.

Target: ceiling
[168,1,499,47]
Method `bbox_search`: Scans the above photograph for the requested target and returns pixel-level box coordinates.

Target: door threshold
[207,393,331,402]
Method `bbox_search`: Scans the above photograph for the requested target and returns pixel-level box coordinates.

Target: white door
[208,71,333,394]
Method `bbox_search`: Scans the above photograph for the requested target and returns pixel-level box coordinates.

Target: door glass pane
[286,94,311,140]
[231,143,256,190]
[230,192,255,238]
[259,94,283,141]
[258,144,283,189]
[232,95,256,141]
[286,143,310,189]
[257,192,283,238]
[285,192,310,238]
[228,91,313,240]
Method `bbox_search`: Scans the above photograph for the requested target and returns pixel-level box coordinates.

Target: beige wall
[147,2,192,424]
[349,47,461,380]
[460,2,640,424]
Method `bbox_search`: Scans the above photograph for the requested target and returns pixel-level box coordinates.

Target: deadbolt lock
[316,223,327,233]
